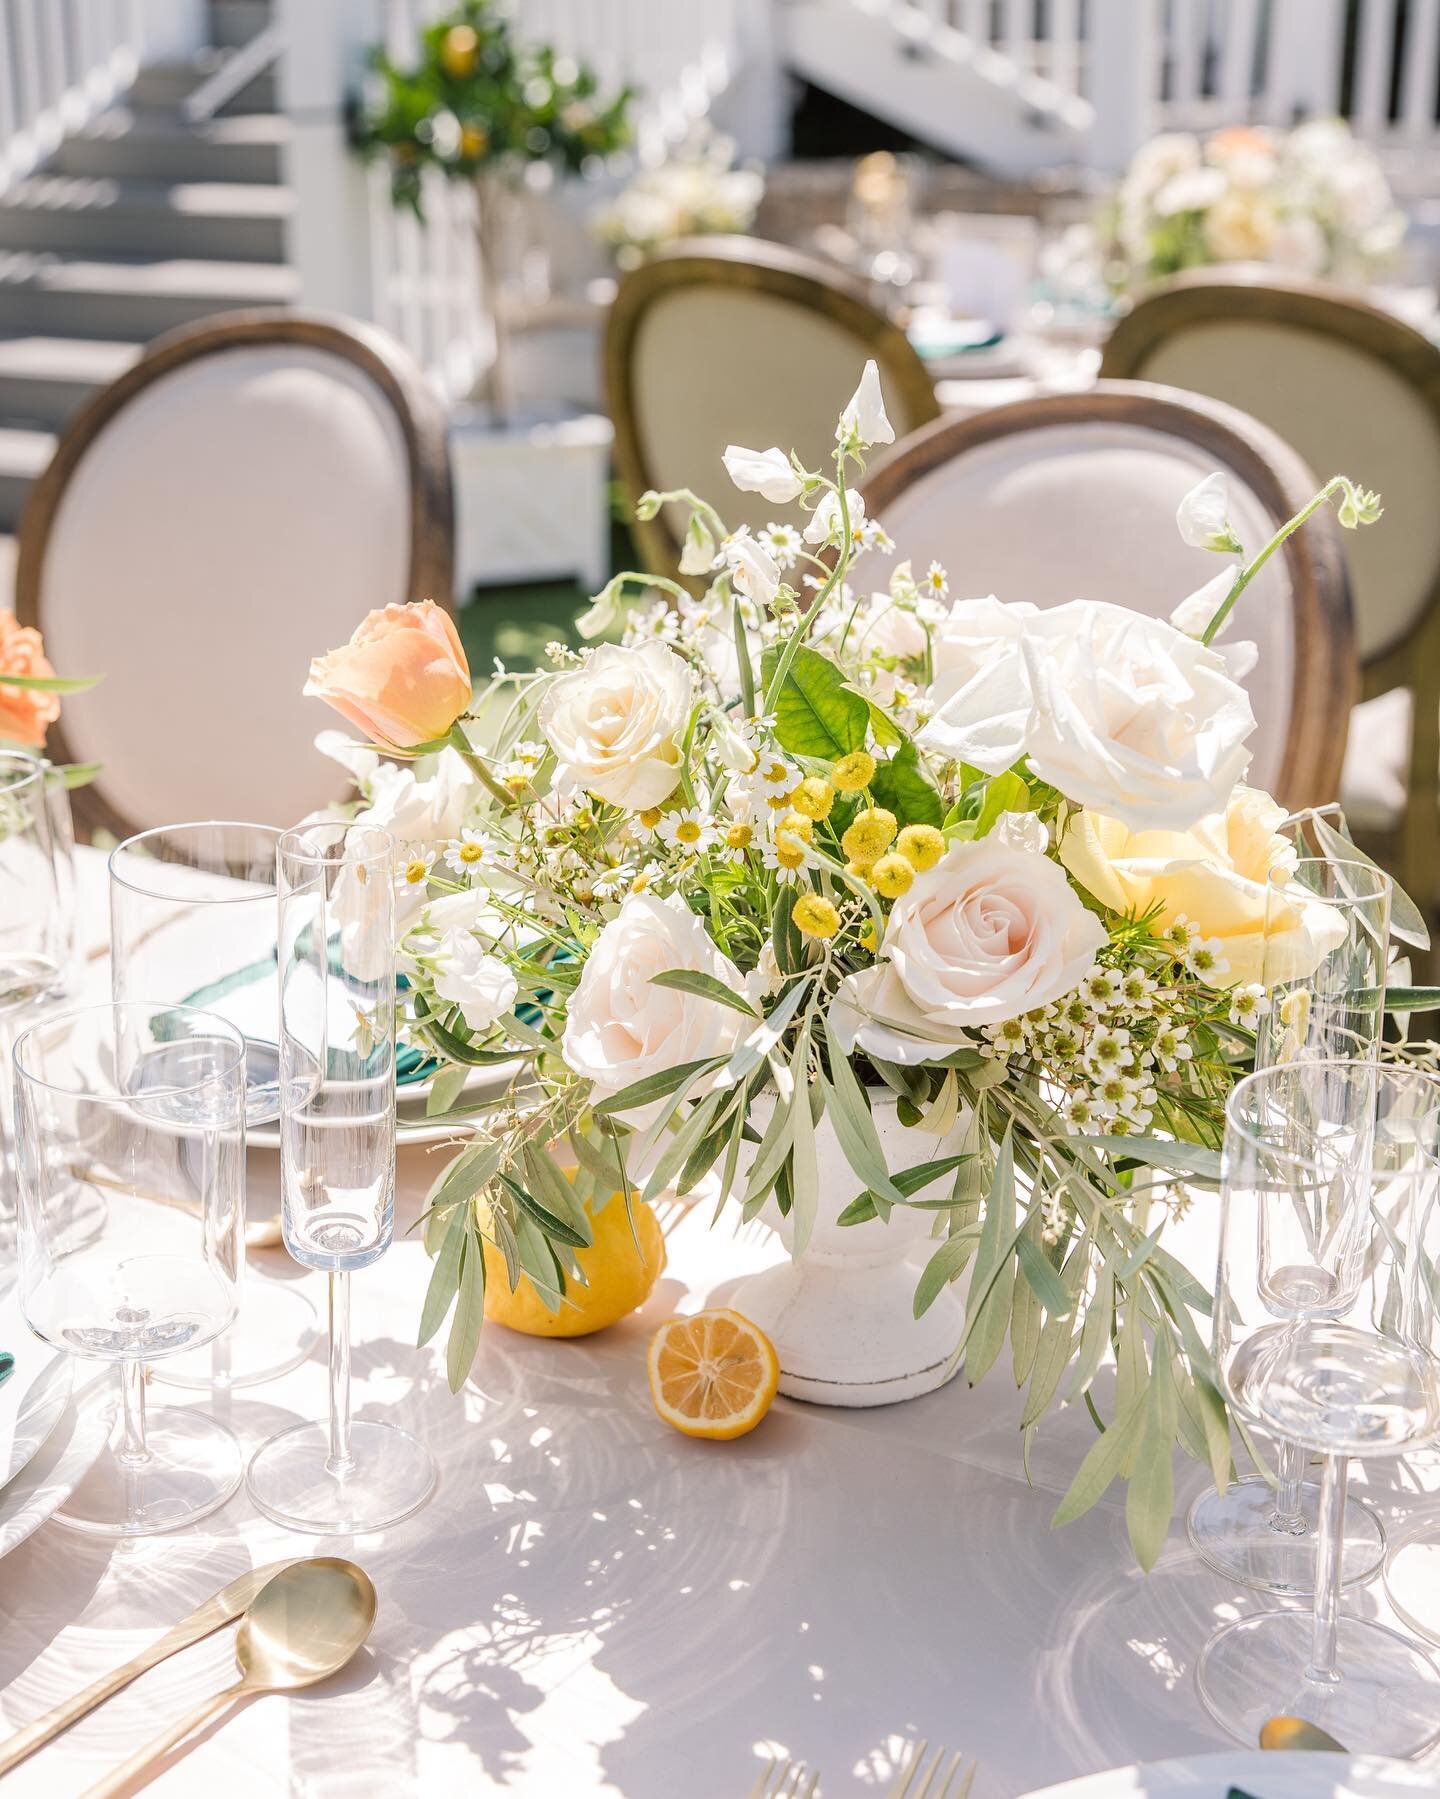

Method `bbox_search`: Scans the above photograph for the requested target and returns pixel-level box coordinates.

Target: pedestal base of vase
[1187,1475,1386,1594]
[731,1255,965,1408]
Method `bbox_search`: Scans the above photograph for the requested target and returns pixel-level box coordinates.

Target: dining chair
[1101,270,1440,912]
[857,379,1354,812]
[605,235,940,576]
[15,309,455,839]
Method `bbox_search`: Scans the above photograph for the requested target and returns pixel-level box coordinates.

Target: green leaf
[650,969,759,1018]
[641,1090,724,1203]
[499,1172,590,1249]
[445,1231,487,1393]
[592,1055,726,1118]
[426,1063,471,1118]
[718,977,809,1089]
[1052,1387,1148,1527]
[820,1020,905,1205]
[771,883,805,976]
[744,1091,796,1204]
[60,761,102,789]
[761,644,869,759]
[0,671,99,693]
[422,1140,501,1218]
[788,1026,819,1256]
[419,1204,468,1346]
[974,770,1030,838]
[963,1126,1019,1383]
[1081,1134,1222,1183]
[846,688,904,749]
[836,1192,880,1226]
[869,739,943,828]
[521,1144,594,1247]
[1386,987,1440,1013]
[1016,1233,1074,1318]
[1127,1334,1177,1571]
[914,1229,978,1317]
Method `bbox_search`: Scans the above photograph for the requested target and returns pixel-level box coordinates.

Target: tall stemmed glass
[1189,857,1392,1595]
[110,822,318,1386]
[1196,1060,1440,1754]
[12,1001,247,1534]
[245,822,436,1532]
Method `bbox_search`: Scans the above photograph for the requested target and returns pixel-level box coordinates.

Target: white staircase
[0,0,295,533]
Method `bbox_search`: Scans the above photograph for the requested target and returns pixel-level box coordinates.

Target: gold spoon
[83,1558,377,1798]
[1260,1714,1348,1752]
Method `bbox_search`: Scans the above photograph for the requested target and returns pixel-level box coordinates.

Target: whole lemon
[483,1185,666,1338]
[441,24,479,79]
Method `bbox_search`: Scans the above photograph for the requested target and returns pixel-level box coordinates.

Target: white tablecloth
[3,853,1440,1797]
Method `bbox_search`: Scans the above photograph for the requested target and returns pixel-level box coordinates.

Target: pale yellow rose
[1058,786,1338,986]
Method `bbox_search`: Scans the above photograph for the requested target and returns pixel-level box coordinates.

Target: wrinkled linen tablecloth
[2,850,1439,1797]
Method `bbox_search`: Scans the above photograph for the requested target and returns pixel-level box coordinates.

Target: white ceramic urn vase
[731,1094,967,1407]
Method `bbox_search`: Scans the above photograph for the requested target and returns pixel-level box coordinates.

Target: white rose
[540,642,691,811]
[722,530,782,607]
[722,444,803,504]
[830,841,1106,1065]
[929,594,1037,711]
[354,747,469,845]
[432,930,518,1033]
[1176,472,1242,554]
[919,600,1256,832]
[562,892,746,1122]
[838,359,895,447]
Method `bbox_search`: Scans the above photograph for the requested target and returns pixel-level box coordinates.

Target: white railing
[0,0,204,195]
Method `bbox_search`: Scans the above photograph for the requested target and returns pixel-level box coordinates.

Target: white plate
[0,1375,111,1558]
[1021,1750,1436,1798]
[0,1283,73,1491]
[5,1357,73,1487]
[245,1056,525,1150]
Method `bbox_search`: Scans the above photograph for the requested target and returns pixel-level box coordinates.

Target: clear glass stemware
[244,822,436,1533]
[1196,1060,1440,1755]
[12,1000,247,1534]
[1189,857,1393,1595]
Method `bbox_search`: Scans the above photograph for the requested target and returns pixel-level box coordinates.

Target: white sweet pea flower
[838,359,895,448]
[354,747,470,845]
[678,515,717,576]
[722,443,804,504]
[721,530,782,607]
[1176,473,1243,554]
[803,488,865,548]
[432,930,518,1034]
[1169,564,1237,639]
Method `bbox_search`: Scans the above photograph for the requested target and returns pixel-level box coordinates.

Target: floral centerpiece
[1092,117,1406,296]
[593,128,764,271]
[305,367,1396,1563]
[354,0,633,418]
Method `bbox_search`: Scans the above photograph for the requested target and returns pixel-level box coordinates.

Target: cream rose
[918,600,1256,833]
[1058,785,1344,986]
[830,840,1107,1065]
[539,642,691,811]
[562,892,745,1120]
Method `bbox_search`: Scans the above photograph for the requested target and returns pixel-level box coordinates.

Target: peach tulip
[304,600,471,751]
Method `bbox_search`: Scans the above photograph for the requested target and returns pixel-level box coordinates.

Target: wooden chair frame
[862,378,1355,812]
[15,308,455,841]
[1100,268,1440,910]
[604,235,940,577]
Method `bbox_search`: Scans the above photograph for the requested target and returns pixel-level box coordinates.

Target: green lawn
[457,579,590,677]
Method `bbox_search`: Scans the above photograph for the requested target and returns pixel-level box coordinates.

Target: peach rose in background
[1058,785,1345,986]
[305,600,471,750]
[0,611,61,748]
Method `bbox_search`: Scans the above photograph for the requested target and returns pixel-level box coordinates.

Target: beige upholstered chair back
[857,381,1354,810]
[606,237,940,574]
[16,311,454,839]
[1101,272,1440,670]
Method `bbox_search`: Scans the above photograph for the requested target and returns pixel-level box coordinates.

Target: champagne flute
[1196,1060,1440,1754]
[1189,857,1392,1595]
[110,821,319,1387]
[12,1001,247,1534]
[245,822,436,1533]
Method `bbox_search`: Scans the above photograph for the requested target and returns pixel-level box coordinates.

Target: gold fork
[887,1741,977,1799]
[748,1754,820,1797]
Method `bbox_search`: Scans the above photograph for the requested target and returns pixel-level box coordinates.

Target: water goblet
[1196,1060,1440,1755]
[12,1001,248,1534]
[245,822,436,1533]
[1188,857,1392,1595]
[109,821,319,1387]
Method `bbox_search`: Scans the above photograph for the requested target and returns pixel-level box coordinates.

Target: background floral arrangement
[1096,117,1406,294]
[592,128,764,270]
[307,368,1396,1564]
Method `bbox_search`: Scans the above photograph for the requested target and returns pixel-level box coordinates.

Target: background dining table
[2,849,1440,1798]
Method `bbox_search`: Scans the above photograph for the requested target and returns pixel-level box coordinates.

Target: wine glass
[1189,857,1392,1595]
[245,822,436,1533]
[1196,1060,1440,1755]
[110,821,318,1388]
[11,1001,247,1534]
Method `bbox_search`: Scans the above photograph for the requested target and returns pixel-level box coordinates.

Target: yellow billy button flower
[792,894,841,939]
[841,806,898,867]
[774,831,807,871]
[859,920,878,952]
[778,811,814,843]
[896,824,945,872]
[831,750,877,793]
[871,853,914,899]
[637,806,663,831]
[791,777,836,822]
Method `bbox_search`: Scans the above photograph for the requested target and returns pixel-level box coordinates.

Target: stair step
[51,112,287,184]
[0,426,56,532]
[209,0,274,51]
[0,337,141,431]
[0,253,297,339]
[0,177,291,260]
[127,57,277,114]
